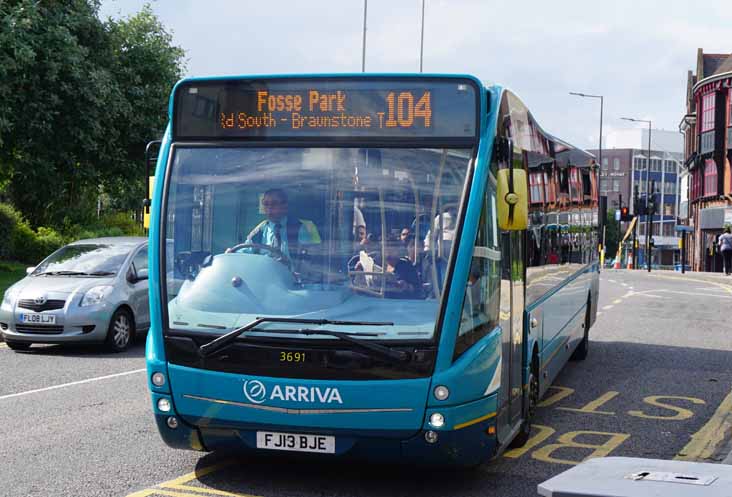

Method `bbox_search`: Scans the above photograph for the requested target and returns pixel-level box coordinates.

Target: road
[1,270,731,497]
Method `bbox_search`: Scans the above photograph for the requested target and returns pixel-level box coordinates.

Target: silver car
[0,237,149,352]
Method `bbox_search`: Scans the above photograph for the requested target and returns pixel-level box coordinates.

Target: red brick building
[680,49,732,272]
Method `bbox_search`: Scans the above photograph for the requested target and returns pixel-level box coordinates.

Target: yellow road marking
[538,386,575,408]
[602,305,613,310]
[628,396,705,421]
[126,461,239,497]
[557,391,619,416]
[503,424,555,458]
[532,430,630,465]
[612,299,622,304]
[675,390,732,461]
[164,484,261,497]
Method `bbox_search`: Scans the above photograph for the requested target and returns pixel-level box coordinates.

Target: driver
[244,188,321,262]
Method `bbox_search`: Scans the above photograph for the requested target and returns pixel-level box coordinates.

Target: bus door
[498,231,526,434]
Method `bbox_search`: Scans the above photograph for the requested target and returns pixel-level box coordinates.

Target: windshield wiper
[87,271,115,276]
[198,317,395,359]
[35,270,89,276]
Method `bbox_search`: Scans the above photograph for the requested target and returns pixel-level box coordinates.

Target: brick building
[590,129,682,267]
[680,49,732,272]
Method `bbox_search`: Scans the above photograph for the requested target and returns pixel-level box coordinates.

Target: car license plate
[256,431,335,454]
[19,313,56,325]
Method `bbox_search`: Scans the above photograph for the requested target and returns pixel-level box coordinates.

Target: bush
[0,204,25,260]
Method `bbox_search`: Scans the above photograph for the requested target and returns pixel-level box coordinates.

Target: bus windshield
[164,146,472,340]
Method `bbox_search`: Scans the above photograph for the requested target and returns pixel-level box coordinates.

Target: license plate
[19,313,56,325]
[256,431,335,454]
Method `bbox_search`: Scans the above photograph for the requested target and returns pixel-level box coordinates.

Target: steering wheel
[224,243,302,284]
[225,242,287,260]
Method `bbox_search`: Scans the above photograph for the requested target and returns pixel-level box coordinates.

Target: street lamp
[361,0,368,72]
[621,117,652,272]
[570,92,604,251]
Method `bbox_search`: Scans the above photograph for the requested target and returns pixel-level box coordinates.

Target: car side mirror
[26,267,35,275]
[136,268,149,282]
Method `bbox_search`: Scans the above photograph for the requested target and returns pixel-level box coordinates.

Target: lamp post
[621,117,652,272]
[419,0,425,72]
[570,92,604,252]
[361,0,367,72]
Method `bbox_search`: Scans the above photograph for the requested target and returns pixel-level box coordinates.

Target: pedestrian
[719,226,732,276]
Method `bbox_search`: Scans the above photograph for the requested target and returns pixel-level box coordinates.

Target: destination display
[173,78,478,140]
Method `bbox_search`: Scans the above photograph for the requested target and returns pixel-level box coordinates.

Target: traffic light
[619,206,632,221]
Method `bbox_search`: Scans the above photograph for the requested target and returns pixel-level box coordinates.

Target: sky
[98,0,732,149]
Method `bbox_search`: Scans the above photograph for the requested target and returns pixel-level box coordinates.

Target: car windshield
[164,146,472,340]
[34,244,133,276]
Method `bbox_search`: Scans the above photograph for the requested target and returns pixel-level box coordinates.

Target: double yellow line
[126,461,260,497]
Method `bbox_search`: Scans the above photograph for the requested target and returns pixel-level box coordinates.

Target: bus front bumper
[151,393,499,466]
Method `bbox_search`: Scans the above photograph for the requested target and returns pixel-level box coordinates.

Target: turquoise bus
[145,74,600,466]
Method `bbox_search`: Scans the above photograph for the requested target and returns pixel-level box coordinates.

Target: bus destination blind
[173,79,478,140]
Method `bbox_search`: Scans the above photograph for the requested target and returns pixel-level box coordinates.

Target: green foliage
[0,1,184,227]
[0,203,24,259]
[605,209,620,258]
[0,201,143,264]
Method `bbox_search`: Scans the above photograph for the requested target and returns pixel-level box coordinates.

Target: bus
[145,74,600,466]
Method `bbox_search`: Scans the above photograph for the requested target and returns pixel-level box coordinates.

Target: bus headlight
[433,385,449,401]
[151,372,166,387]
[157,398,172,412]
[429,412,445,428]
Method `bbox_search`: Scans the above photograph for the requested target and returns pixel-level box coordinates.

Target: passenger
[384,248,421,299]
[245,188,321,263]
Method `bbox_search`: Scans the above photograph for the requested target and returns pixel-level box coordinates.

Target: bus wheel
[571,296,591,361]
[5,340,31,351]
[105,308,134,352]
[509,355,539,448]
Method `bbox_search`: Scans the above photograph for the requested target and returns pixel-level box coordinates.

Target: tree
[605,208,620,259]
[0,1,184,227]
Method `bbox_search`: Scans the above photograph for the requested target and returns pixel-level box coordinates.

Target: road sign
[615,210,621,221]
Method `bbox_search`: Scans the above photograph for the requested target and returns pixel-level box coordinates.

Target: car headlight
[80,286,114,307]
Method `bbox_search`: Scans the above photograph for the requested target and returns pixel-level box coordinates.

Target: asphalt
[0,270,730,497]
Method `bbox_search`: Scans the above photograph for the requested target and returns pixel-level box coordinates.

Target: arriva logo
[242,380,343,404]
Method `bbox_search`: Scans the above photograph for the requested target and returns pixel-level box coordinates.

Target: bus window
[454,189,501,359]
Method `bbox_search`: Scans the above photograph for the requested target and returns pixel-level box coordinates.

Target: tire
[509,355,539,448]
[5,340,31,351]
[571,296,592,361]
[105,308,135,352]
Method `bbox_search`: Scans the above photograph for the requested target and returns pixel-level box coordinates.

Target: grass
[0,261,27,298]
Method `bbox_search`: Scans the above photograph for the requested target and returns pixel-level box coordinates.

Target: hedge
[0,203,143,266]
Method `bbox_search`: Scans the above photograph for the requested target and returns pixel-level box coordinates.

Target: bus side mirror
[496,168,528,231]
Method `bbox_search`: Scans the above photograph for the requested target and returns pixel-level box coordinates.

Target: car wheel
[105,308,134,352]
[5,340,31,351]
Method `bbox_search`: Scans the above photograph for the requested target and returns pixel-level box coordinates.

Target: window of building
[729,88,732,126]
[664,203,674,216]
[544,171,556,203]
[600,179,608,192]
[704,159,717,197]
[650,158,661,172]
[602,157,608,170]
[663,181,676,195]
[634,156,646,170]
[701,92,716,132]
[663,223,674,236]
[529,172,544,204]
[665,160,676,173]
[613,158,620,171]
[613,179,620,192]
